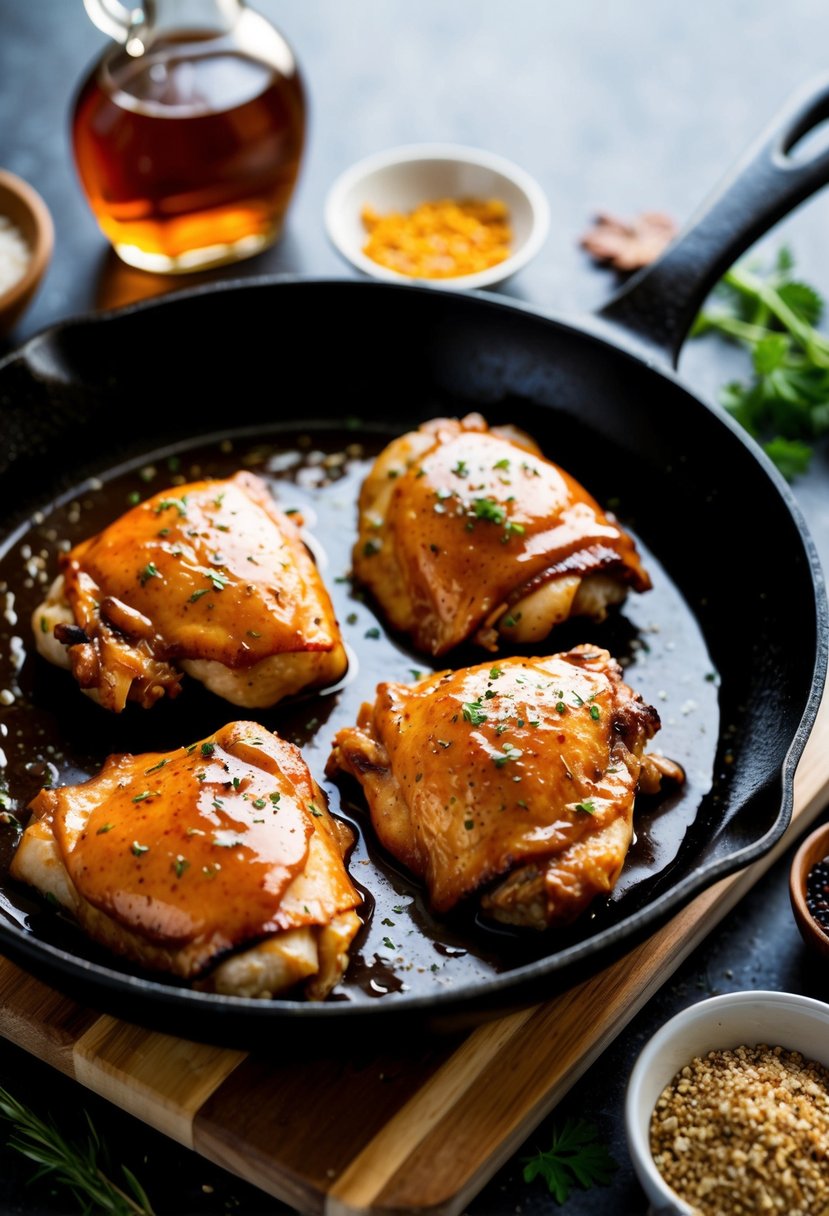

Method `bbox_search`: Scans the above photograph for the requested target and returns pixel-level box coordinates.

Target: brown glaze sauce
[0,426,719,1003]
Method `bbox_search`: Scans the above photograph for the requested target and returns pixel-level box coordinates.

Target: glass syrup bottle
[72,0,306,273]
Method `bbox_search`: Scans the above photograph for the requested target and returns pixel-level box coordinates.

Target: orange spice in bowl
[361,197,512,280]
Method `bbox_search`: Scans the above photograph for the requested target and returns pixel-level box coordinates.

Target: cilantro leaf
[522,1118,617,1204]
[752,333,788,375]
[762,436,813,479]
[777,280,823,327]
[693,247,829,476]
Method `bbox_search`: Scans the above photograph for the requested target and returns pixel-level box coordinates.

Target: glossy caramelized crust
[327,647,682,929]
[352,414,650,656]
[11,723,362,999]
[34,470,347,711]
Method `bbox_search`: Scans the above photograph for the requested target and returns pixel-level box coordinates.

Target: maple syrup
[72,8,305,272]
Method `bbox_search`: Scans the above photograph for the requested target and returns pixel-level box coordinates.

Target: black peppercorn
[805,857,829,932]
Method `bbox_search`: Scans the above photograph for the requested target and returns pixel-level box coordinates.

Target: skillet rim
[0,274,825,1032]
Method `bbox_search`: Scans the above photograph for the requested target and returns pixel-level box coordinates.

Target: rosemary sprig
[0,1084,155,1215]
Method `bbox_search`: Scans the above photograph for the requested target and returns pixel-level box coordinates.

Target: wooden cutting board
[0,692,827,1216]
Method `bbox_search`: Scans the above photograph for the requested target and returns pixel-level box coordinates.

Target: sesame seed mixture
[650,1044,829,1215]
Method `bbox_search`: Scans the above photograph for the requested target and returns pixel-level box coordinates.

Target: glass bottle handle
[82,0,153,55]
[83,0,244,53]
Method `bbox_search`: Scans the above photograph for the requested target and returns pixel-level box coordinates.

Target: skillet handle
[597,75,829,366]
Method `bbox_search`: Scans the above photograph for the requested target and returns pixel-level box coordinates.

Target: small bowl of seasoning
[790,819,829,961]
[324,143,549,290]
[0,169,53,337]
[625,990,829,1215]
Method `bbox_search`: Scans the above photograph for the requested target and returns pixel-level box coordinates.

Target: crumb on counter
[361,197,511,279]
[650,1043,829,1215]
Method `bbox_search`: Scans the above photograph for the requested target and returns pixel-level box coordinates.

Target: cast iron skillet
[0,80,827,1048]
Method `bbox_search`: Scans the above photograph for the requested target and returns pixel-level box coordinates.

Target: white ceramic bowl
[324,143,550,290]
[625,990,829,1216]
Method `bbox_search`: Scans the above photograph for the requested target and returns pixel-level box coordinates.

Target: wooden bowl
[0,169,53,336]
[790,820,829,961]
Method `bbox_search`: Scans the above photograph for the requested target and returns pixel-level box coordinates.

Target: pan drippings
[0,426,719,1003]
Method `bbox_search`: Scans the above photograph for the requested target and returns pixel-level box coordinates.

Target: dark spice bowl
[790,820,829,961]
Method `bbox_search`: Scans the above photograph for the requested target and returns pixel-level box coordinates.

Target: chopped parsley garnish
[472,497,506,524]
[246,630,262,639]
[575,800,596,815]
[363,538,382,557]
[493,458,511,470]
[464,818,475,830]
[96,823,114,834]
[556,701,567,714]
[204,569,229,592]
[144,758,167,774]
[493,742,523,768]
[252,798,266,810]
[201,742,215,757]
[139,562,160,585]
[364,626,381,639]
[462,700,488,726]
[131,841,149,856]
[173,856,190,879]
[308,803,323,817]
[452,459,469,477]
[523,1118,617,1203]
[489,666,503,679]
[189,588,210,603]
[382,937,395,951]
[131,790,158,803]
[154,496,187,517]
[589,704,601,720]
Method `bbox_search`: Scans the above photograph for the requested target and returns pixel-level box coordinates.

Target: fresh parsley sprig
[692,247,829,477]
[0,1084,155,1215]
[522,1117,617,1204]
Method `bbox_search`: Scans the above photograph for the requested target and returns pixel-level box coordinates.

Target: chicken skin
[327,647,682,929]
[352,414,650,656]
[34,471,347,711]
[11,723,362,999]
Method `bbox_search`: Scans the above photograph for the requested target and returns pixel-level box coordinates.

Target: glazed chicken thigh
[352,414,650,656]
[34,471,347,711]
[11,723,361,999]
[327,647,682,929]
